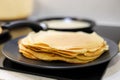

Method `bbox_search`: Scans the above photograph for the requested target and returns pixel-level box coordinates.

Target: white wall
[29,0,120,26]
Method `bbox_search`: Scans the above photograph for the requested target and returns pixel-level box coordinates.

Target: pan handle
[2,20,47,32]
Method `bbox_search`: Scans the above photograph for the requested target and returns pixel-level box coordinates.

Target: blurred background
[0,0,119,26]
[29,0,120,26]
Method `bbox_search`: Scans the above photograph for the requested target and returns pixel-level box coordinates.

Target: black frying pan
[0,17,95,43]
[1,17,95,32]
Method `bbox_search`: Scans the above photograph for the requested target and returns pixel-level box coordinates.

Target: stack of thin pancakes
[18,30,109,64]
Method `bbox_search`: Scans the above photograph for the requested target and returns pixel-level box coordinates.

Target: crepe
[119,41,120,52]
[18,30,108,64]
[19,43,96,63]
[0,27,2,34]
[25,31,104,50]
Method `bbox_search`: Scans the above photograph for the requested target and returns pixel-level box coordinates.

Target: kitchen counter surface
[102,52,120,80]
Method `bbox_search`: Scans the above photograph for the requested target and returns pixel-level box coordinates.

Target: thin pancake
[19,44,92,63]
[18,30,109,64]
[27,31,104,50]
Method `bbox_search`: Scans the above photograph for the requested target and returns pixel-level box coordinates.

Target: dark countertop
[94,25,120,43]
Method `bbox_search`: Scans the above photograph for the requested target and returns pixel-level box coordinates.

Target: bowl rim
[36,17,95,32]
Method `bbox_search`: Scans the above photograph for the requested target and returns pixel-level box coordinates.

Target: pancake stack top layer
[18,30,108,64]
